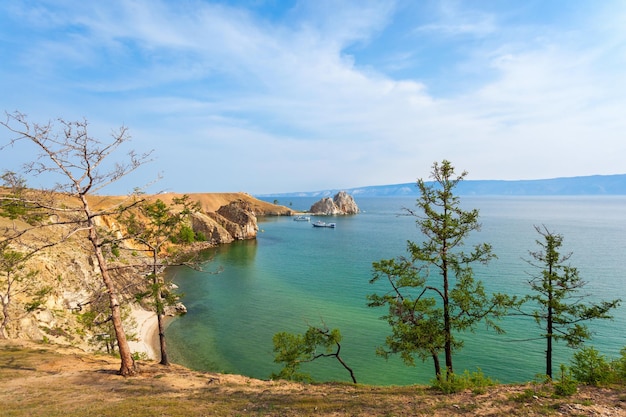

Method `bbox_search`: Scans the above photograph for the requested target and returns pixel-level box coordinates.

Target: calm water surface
[165,196,626,385]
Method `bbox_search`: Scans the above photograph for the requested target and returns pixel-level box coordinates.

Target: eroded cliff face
[309,191,360,215]
[0,193,274,349]
[191,200,259,244]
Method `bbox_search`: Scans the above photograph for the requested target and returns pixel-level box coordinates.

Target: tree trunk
[84,198,136,376]
[93,237,136,375]
[546,300,553,378]
[0,294,10,339]
[334,347,356,383]
[432,351,441,380]
[157,309,169,366]
[442,247,453,377]
[152,251,169,366]
[0,274,14,339]
[546,265,554,379]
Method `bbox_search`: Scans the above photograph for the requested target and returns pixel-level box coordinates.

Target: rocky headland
[0,191,293,356]
[309,191,359,215]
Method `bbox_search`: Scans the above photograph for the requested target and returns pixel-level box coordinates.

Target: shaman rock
[333,191,359,214]
[309,191,359,215]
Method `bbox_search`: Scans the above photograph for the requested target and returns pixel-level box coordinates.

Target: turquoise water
[165,196,626,385]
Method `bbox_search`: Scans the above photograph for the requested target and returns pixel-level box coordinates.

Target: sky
[1,0,625,195]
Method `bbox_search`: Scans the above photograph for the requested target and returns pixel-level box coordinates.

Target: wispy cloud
[1,0,625,193]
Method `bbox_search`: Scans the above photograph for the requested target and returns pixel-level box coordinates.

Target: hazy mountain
[259,174,626,198]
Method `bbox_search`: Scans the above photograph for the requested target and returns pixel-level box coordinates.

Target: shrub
[553,364,577,397]
[171,224,196,244]
[431,368,496,394]
[612,347,626,383]
[571,346,611,386]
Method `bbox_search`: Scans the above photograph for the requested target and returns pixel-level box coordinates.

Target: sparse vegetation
[1,341,624,417]
[272,323,357,383]
[430,368,497,394]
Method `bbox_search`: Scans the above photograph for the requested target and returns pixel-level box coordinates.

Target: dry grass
[2,340,625,416]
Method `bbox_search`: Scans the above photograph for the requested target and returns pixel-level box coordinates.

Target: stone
[309,191,359,215]
[333,191,359,214]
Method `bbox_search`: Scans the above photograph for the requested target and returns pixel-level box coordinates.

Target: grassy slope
[1,341,625,417]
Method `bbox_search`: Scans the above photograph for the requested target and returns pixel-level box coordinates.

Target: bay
[165,196,626,385]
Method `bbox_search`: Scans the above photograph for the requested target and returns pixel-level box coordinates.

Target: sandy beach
[128,305,159,360]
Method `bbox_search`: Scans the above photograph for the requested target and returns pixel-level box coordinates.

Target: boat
[312,221,336,228]
[293,216,310,222]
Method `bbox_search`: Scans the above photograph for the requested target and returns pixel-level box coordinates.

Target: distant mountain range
[259,174,626,198]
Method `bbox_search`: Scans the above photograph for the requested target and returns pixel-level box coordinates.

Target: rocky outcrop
[215,200,258,239]
[309,191,359,215]
[333,191,360,214]
[190,212,234,245]
[0,193,266,346]
[190,199,258,244]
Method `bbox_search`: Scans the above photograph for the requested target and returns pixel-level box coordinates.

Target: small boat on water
[312,220,336,228]
[293,216,310,222]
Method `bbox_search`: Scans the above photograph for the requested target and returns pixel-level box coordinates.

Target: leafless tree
[1,111,152,376]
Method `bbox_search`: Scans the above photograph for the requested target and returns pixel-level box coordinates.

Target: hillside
[0,191,292,348]
[2,340,625,417]
[141,192,294,214]
[260,174,626,197]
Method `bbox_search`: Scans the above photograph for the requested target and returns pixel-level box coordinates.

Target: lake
[165,196,626,385]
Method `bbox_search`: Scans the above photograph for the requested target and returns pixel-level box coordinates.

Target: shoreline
[128,305,159,360]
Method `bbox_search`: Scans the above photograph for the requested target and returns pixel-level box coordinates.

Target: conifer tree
[517,226,620,378]
[368,160,514,380]
[120,195,200,366]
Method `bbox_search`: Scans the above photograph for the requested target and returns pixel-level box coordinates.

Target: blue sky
[1,1,625,195]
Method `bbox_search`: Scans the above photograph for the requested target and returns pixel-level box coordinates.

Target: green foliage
[173,224,196,244]
[74,296,138,353]
[271,332,313,382]
[75,310,98,328]
[518,226,621,377]
[271,324,357,383]
[118,195,201,364]
[24,285,53,312]
[132,351,149,361]
[553,364,577,397]
[512,374,553,402]
[614,347,626,382]
[368,160,515,379]
[430,368,496,394]
[0,171,45,225]
[0,245,40,337]
[570,346,612,386]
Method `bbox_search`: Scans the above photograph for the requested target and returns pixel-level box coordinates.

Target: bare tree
[1,111,152,376]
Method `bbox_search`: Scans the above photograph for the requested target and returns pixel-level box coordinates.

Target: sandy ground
[128,305,159,360]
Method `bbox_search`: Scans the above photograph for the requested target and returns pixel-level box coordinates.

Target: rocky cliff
[0,192,288,348]
[309,191,359,215]
[191,199,259,244]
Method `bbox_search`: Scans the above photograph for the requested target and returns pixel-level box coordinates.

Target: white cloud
[2,0,626,193]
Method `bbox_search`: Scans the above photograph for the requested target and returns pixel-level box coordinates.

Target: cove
[165,196,626,385]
